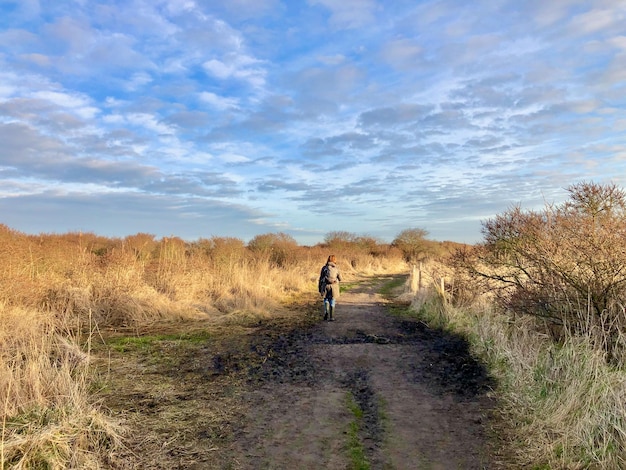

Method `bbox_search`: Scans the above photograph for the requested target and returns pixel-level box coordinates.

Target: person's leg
[329,298,336,321]
[323,298,330,320]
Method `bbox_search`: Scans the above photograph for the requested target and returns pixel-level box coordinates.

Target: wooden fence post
[410,264,419,293]
[418,261,423,291]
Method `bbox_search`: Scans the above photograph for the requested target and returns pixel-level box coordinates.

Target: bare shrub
[320,231,406,272]
[124,232,157,260]
[462,182,626,360]
[323,231,358,249]
[248,232,299,268]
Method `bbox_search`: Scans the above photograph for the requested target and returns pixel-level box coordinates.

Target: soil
[96,275,512,469]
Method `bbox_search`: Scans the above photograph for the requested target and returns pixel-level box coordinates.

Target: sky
[1,0,626,246]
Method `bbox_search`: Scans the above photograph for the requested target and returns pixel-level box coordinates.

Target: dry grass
[0,225,407,468]
[0,305,123,469]
[477,313,626,469]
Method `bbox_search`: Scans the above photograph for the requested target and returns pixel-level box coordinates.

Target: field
[3,183,626,470]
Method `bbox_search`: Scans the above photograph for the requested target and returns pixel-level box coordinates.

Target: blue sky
[1,0,625,245]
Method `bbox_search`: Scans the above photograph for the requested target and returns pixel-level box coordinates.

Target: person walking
[318,255,342,321]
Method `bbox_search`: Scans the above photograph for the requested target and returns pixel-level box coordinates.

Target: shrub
[461,182,626,361]
[248,232,298,268]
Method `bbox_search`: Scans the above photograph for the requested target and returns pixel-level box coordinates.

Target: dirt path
[227,278,499,469]
[99,275,506,469]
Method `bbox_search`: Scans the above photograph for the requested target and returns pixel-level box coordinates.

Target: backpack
[319,265,330,292]
[323,264,338,283]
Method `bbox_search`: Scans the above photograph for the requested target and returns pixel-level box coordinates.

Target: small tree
[392,228,431,263]
[323,231,357,248]
[355,235,386,256]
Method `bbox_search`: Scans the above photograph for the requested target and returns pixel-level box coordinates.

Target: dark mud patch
[245,330,319,385]
[246,314,494,399]
[395,318,495,398]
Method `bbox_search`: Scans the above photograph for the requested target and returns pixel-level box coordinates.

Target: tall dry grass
[409,267,626,469]
[0,305,122,469]
[0,224,406,467]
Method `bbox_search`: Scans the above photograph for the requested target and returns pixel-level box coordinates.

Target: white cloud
[20,53,51,67]
[125,72,153,91]
[568,8,625,35]
[30,90,88,109]
[164,0,197,15]
[0,84,16,99]
[102,113,125,125]
[492,37,544,58]
[380,38,423,70]
[530,0,580,27]
[126,113,175,135]
[28,90,99,119]
[43,16,95,55]
[203,59,233,79]
[199,91,239,110]
[202,53,267,89]
[103,97,127,108]
[609,36,626,50]
[220,153,250,163]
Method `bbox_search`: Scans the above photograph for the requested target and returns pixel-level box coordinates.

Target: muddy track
[99,275,508,469]
[232,278,501,469]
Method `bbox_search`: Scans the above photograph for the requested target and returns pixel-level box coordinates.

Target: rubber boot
[323,300,329,321]
[329,305,335,321]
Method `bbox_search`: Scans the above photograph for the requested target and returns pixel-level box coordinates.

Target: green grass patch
[371,274,414,319]
[107,335,158,353]
[340,282,359,292]
[106,330,213,353]
[345,393,370,470]
[384,301,414,318]
[378,275,409,299]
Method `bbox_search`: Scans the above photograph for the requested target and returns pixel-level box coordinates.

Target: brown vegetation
[405,182,626,468]
[0,226,406,468]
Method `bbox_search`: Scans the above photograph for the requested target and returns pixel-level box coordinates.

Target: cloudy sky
[1,0,625,245]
